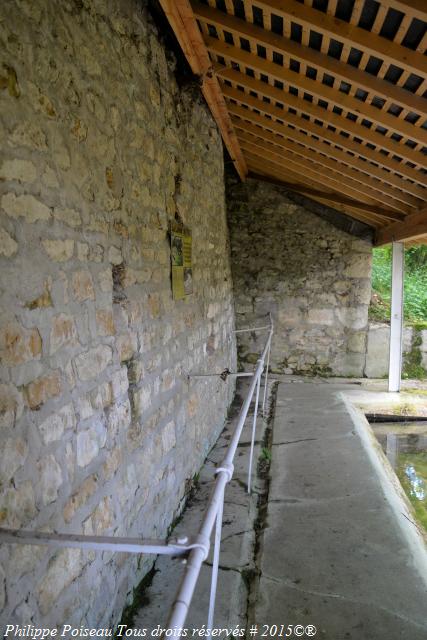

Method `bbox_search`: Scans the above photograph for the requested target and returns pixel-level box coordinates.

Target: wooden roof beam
[241,144,406,221]
[246,157,385,227]
[228,102,426,203]
[158,0,247,180]
[222,82,427,188]
[377,1,427,23]
[375,206,427,245]
[205,39,427,165]
[192,2,427,119]
[233,119,414,212]
[253,0,427,78]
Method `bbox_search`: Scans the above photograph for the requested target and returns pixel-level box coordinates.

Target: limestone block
[89,381,112,410]
[71,270,95,301]
[53,206,82,228]
[0,383,24,428]
[403,326,414,353]
[0,159,36,183]
[76,421,107,467]
[37,549,83,615]
[335,307,368,330]
[333,352,365,377]
[0,481,36,527]
[0,322,42,365]
[1,193,51,223]
[9,121,48,150]
[108,245,123,265]
[353,280,372,305]
[344,254,371,278]
[37,454,63,505]
[111,367,129,400]
[50,313,78,353]
[73,345,112,381]
[277,307,302,325]
[98,267,113,292]
[116,332,137,362]
[106,400,130,441]
[365,323,389,378]
[347,332,366,354]
[307,308,334,325]
[91,496,114,533]
[103,448,122,480]
[42,166,59,188]
[0,227,18,257]
[0,437,28,484]
[10,544,45,581]
[77,242,89,261]
[38,403,75,444]
[63,474,98,523]
[162,421,176,454]
[131,385,151,418]
[24,371,62,409]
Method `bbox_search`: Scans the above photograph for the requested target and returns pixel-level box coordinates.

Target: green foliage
[261,447,272,462]
[370,246,427,323]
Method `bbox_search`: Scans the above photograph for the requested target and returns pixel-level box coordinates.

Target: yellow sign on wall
[171,221,192,300]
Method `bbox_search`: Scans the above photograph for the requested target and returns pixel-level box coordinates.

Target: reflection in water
[371,423,427,533]
[403,464,425,501]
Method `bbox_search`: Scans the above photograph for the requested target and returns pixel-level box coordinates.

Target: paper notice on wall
[170,221,192,300]
[183,233,193,295]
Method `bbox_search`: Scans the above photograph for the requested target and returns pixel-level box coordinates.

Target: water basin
[371,422,427,533]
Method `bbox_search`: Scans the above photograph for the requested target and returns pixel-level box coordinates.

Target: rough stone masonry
[0,0,236,629]
[227,176,373,377]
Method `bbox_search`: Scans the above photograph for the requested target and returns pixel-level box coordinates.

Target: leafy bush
[370,246,427,323]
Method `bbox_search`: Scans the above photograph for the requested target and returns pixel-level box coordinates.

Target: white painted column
[388,242,404,392]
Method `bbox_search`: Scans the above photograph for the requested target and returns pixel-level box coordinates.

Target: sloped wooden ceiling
[159,0,427,246]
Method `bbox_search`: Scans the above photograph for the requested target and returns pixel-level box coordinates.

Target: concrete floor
[255,380,427,640]
[131,378,427,639]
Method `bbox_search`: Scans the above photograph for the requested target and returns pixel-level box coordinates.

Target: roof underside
[159,0,427,246]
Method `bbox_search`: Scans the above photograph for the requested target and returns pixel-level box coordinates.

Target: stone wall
[365,323,427,378]
[0,0,236,629]
[227,176,372,377]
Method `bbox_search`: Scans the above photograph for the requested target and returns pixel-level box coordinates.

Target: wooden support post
[388,242,404,392]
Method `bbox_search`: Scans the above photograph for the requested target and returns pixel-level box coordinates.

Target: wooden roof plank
[233,118,415,212]
[246,157,386,226]
[221,81,427,188]
[376,1,427,23]
[227,101,426,203]
[375,206,427,245]
[253,0,427,77]
[206,38,427,165]
[192,2,427,120]
[241,142,405,221]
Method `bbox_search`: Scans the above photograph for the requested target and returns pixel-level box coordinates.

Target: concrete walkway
[255,380,427,640]
[129,378,427,639]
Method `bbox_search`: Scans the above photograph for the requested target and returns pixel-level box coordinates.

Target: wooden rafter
[192,3,427,123]
[206,39,426,167]
[253,0,427,77]
[375,206,427,245]
[222,82,427,188]
[227,101,426,203]
[238,134,407,219]
[233,119,415,213]
[160,0,427,244]
[242,147,404,221]
[247,157,389,227]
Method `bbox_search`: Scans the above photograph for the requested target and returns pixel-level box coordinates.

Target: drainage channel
[114,378,278,636]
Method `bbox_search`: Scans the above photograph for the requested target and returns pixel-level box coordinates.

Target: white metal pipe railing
[166,319,273,631]
[0,316,274,634]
